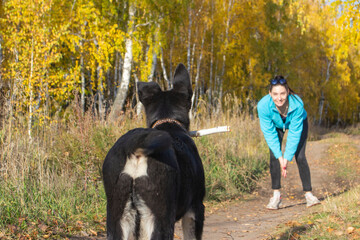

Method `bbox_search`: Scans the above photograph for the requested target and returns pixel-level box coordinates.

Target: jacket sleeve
[257,102,282,159]
[284,106,304,161]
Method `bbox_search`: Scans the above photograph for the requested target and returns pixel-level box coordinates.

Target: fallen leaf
[8,225,17,233]
[327,228,334,233]
[347,227,355,234]
[89,229,98,236]
[38,224,48,232]
[334,230,344,236]
[98,225,106,232]
[292,232,300,238]
[174,233,181,239]
[285,221,301,227]
[43,234,50,239]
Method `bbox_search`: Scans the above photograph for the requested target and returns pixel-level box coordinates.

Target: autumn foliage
[0,0,359,132]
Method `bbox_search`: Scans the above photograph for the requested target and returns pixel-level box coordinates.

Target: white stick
[189,126,230,137]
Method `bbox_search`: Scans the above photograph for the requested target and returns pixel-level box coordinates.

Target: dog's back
[103,64,205,240]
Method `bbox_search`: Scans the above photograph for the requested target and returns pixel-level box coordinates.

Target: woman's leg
[269,129,285,190]
[294,118,312,192]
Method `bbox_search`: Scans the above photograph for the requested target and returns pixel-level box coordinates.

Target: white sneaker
[266,196,282,210]
[305,193,320,207]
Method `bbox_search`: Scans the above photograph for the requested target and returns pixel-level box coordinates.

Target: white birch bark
[169,36,175,84]
[109,3,135,121]
[80,40,85,114]
[187,8,192,73]
[160,46,170,89]
[134,73,143,116]
[114,51,119,98]
[191,28,206,115]
[148,50,157,82]
[208,0,214,107]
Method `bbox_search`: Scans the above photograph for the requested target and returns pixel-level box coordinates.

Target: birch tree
[109,3,136,122]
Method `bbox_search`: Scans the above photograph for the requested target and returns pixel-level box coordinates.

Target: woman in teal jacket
[257,76,320,209]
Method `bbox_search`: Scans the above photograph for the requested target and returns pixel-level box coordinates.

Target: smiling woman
[257,76,320,210]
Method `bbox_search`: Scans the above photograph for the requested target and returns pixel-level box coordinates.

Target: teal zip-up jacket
[257,94,307,161]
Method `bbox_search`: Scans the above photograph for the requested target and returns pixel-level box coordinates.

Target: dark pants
[269,118,312,191]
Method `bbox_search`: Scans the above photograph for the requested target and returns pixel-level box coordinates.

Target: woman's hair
[269,75,295,95]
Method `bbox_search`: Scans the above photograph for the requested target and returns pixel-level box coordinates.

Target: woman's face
[269,85,289,107]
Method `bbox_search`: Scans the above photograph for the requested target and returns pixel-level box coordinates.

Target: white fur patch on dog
[136,197,155,240]
[182,209,196,240]
[120,196,155,240]
[123,149,148,179]
[120,200,137,240]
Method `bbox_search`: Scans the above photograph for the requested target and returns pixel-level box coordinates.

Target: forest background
[0,0,360,238]
[1,0,360,132]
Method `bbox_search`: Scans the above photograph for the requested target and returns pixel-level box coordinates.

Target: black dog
[102,63,205,240]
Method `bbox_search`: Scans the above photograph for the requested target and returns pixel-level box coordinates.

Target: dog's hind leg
[181,203,204,240]
[119,199,137,240]
[105,173,133,240]
[181,209,196,240]
[193,202,205,240]
[135,197,155,240]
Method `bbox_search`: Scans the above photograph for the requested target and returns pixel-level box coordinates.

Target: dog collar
[152,119,186,130]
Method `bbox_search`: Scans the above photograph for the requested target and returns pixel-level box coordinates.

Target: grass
[269,133,360,240]
[0,101,269,238]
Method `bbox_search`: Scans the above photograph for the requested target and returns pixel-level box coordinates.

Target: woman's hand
[278,156,288,178]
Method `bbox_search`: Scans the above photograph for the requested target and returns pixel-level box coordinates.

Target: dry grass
[0,99,268,238]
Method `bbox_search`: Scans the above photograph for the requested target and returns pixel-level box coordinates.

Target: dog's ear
[137,81,162,104]
[172,63,192,98]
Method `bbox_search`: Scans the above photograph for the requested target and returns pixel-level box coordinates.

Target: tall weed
[0,99,268,237]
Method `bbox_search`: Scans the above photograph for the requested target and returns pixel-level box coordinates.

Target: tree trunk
[114,51,119,98]
[208,0,214,107]
[318,58,331,125]
[80,40,85,114]
[148,49,157,82]
[94,39,105,120]
[0,34,3,83]
[114,51,123,99]
[216,0,232,115]
[97,66,104,120]
[160,46,170,89]
[134,73,143,116]
[191,28,206,115]
[109,3,135,122]
[187,7,192,73]
[28,37,34,141]
[169,36,174,84]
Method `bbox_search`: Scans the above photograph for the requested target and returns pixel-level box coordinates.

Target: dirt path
[173,140,349,240]
[73,138,357,240]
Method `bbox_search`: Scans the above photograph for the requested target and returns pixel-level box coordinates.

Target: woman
[257,76,320,209]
